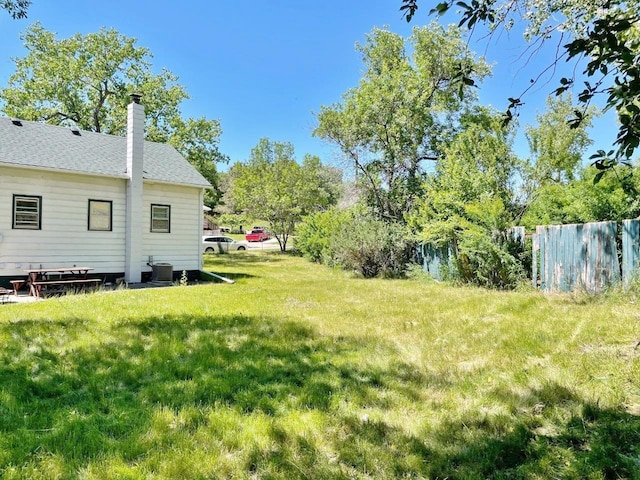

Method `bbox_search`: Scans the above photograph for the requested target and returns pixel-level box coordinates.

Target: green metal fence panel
[622,219,640,286]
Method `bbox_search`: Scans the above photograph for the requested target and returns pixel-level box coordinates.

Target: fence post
[537,225,548,291]
[622,219,640,287]
[532,233,539,289]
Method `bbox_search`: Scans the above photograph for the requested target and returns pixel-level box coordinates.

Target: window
[88,199,112,231]
[13,195,41,230]
[204,237,231,243]
[151,204,171,233]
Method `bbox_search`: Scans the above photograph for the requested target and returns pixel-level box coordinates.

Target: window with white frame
[150,204,171,233]
[13,194,42,230]
[88,199,112,231]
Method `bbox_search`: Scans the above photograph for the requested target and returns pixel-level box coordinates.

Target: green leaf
[593,171,605,184]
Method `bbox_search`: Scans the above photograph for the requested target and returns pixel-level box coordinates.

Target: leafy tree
[409,109,525,288]
[230,138,339,252]
[512,95,638,229]
[411,108,519,240]
[568,166,640,222]
[0,23,227,207]
[167,117,227,207]
[525,95,594,186]
[521,165,640,229]
[1,0,29,18]
[399,0,640,168]
[518,94,595,222]
[214,171,239,216]
[314,23,491,223]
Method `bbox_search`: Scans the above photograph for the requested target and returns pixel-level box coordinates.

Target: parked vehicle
[245,228,270,242]
[203,235,248,253]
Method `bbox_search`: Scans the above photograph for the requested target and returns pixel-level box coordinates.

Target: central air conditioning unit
[151,262,173,284]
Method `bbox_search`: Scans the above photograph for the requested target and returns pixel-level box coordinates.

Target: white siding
[0,166,126,276]
[141,182,203,275]
[0,166,204,279]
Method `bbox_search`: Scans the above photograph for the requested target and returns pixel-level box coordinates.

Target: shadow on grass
[0,313,437,476]
[0,313,639,478]
[422,383,640,479]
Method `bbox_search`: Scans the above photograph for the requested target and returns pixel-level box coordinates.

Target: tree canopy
[524,95,595,189]
[230,138,340,252]
[399,0,640,167]
[1,0,29,18]
[410,107,519,243]
[314,23,490,223]
[0,23,227,207]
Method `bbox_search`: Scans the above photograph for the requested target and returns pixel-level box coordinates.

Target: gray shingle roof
[0,117,211,188]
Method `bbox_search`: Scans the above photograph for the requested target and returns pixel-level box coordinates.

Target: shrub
[418,198,528,289]
[297,209,414,278]
[295,208,347,264]
[454,229,527,289]
[332,215,412,278]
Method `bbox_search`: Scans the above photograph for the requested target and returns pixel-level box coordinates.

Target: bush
[297,209,414,278]
[418,197,528,289]
[454,229,527,289]
[295,208,348,264]
[332,214,413,278]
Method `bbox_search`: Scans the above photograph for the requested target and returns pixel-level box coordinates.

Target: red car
[245,228,270,242]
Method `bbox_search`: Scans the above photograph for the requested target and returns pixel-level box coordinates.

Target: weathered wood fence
[533,221,619,292]
[420,243,453,281]
[622,219,640,287]
[421,219,640,293]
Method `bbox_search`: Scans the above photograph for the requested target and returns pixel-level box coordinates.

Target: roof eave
[0,163,212,188]
[142,177,213,189]
[0,161,128,179]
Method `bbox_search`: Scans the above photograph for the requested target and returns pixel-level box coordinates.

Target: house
[0,95,211,288]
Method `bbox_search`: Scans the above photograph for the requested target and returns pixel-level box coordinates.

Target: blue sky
[0,1,618,168]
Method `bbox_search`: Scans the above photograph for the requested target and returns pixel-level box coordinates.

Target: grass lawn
[0,252,639,479]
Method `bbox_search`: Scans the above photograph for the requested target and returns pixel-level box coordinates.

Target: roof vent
[71,127,81,136]
[11,119,22,126]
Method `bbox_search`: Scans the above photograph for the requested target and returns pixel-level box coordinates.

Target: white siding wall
[0,166,204,279]
[141,182,202,275]
[0,166,126,276]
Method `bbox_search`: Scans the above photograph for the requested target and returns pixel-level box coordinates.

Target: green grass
[0,251,639,479]
[226,233,246,241]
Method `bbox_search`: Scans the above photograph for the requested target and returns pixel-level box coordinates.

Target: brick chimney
[124,93,144,283]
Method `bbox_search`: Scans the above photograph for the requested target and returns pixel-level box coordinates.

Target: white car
[203,235,248,253]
